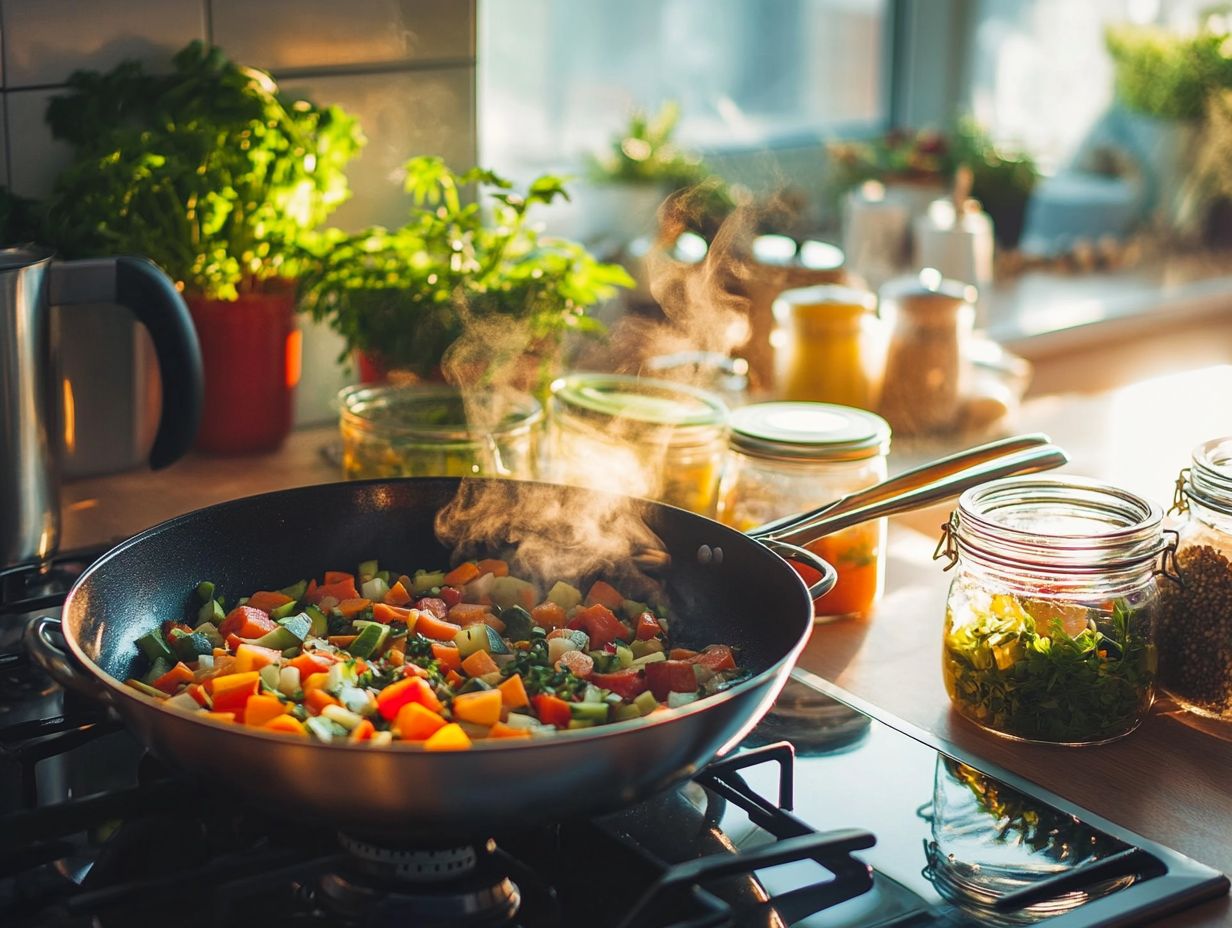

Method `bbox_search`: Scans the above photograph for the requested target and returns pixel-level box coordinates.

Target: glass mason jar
[935,476,1168,746]
[338,384,544,480]
[1159,437,1232,719]
[717,402,890,620]
[771,284,884,410]
[549,373,729,516]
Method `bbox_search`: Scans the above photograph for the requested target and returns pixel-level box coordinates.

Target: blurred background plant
[299,156,634,391]
[1105,22,1232,120]
[587,101,709,188]
[951,118,1040,247]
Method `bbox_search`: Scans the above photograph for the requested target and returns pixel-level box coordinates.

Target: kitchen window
[478,0,890,180]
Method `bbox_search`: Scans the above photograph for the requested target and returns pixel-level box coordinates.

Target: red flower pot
[185,289,301,454]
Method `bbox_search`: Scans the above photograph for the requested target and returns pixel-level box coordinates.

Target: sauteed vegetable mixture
[125,560,743,749]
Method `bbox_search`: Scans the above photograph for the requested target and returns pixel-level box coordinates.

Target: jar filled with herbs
[1159,437,1232,718]
[935,476,1168,745]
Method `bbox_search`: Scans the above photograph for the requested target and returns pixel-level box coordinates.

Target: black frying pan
[29,478,831,838]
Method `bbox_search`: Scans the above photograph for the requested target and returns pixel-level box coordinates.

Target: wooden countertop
[61,365,1232,925]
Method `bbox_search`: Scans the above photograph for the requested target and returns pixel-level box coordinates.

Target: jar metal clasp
[1158,528,1183,587]
[1170,467,1191,516]
[932,513,960,571]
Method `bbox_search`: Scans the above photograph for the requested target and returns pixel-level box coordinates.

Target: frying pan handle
[24,616,111,700]
[760,539,838,600]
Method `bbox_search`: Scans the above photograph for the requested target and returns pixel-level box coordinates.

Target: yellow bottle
[771,285,884,410]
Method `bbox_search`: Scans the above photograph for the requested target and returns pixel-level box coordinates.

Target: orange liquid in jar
[788,522,884,618]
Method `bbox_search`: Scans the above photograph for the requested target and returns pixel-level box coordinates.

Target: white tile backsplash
[6,88,70,197]
[2,0,205,88]
[212,0,474,72]
[282,66,476,231]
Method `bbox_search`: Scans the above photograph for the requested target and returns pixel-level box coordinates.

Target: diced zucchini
[279,613,313,641]
[196,581,215,603]
[126,678,168,699]
[136,629,173,664]
[358,559,379,584]
[546,580,582,611]
[478,670,504,687]
[490,576,536,610]
[270,599,301,620]
[631,638,665,658]
[454,624,509,658]
[632,651,667,667]
[376,570,391,584]
[569,701,610,723]
[194,622,224,649]
[456,676,494,694]
[361,576,390,602]
[326,661,358,695]
[621,599,649,621]
[196,653,215,672]
[165,691,200,712]
[667,691,700,708]
[252,618,307,652]
[304,605,328,638]
[567,718,596,730]
[306,716,347,743]
[612,703,642,722]
[196,598,225,626]
[322,703,364,730]
[502,712,540,730]
[465,572,497,602]
[347,622,390,659]
[633,690,659,716]
[259,663,281,692]
[615,644,634,669]
[500,605,534,642]
[279,579,308,601]
[171,631,213,663]
[412,569,446,594]
[583,684,606,704]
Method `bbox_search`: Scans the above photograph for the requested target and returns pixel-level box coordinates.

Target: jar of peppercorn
[1160,437,1232,719]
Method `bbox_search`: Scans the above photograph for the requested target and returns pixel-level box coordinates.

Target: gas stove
[1,550,1227,927]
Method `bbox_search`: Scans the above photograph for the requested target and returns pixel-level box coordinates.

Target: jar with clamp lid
[717,402,890,620]
[935,476,1170,746]
[1159,437,1232,719]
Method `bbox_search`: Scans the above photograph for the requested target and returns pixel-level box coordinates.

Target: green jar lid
[551,373,728,429]
[728,402,890,462]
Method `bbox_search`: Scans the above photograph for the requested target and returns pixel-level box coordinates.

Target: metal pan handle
[24,615,111,700]
[759,538,838,600]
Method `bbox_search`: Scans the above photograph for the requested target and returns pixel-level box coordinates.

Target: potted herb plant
[42,41,363,453]
[298,156,634,395]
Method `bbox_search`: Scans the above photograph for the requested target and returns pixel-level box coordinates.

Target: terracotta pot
[185,289,301,454]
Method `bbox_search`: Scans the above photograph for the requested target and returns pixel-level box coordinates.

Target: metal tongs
[747,433,1069,547]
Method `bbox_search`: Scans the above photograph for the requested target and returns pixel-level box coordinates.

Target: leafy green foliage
[42,41,363,299]
[1106,24,1232,120]
[298,157,633,381]
[0,188,43,246]
[586,101,709,187]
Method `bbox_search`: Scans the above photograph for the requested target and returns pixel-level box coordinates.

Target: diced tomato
[448,602,492,626]
[219,605,276,640]
[567,603,630,650]
[186,683,209,707]
[690,644,737,672]
[162,621,194,645]
[349,719,376,742]
[431,643,463,672]
[323,571,354,586]
[152,661,194,694]
[376,676,443,720]
[532,693,574,729]
[531,601,567,629]
[288,652,334,677]
[415,597,448,620]
[669,647,700,661]
[585,580,625,611]
[309,577,359,604]
[635,611,662,640]
[439,586,463,608]
[589,667,649,700]
[445,669,465,688]
[644,660,699,701]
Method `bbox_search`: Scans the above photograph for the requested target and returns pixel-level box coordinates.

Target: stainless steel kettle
[0,247,203,566]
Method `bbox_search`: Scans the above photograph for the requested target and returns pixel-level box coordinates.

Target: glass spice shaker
[717,402,890,620]
[935,476,1169,746]
[1160,437,1232,719]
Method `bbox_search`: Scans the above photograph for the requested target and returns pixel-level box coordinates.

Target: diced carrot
[476,558,509,578]
[264,714,307,736]
[460,649,499,677]
[152,661,194,694]
[424,722,471,751]
[489,721,532,739]
[306,688,341,715]
[482,613,507,635]
[219,605,277,640]
[585,580,625,611]
[200,711,237,723]
[244,693,288,727]
[443,562,481,587]
[349,719,376,742]
[417,613,463,641]
[187,683,209,707]
[289,652,334,677]
[311,577,359,603]
[497,673,529,709]
[531,601,567,629]
[387,648,405,667]
[324,570,355,585]
[452,689,502,726]
[383,581,413,606]
[233,642,283,673]
[635,611,663,641]
[431,643,463,672]
[328,635,358,648]
[372,602,414,624]
[395,702,448,740]
[445,669,464,688]
[669,648,700,661]
[448,602,492,626]
[207,671,260,713]
[246,590,294,612]
[337,597,372,617]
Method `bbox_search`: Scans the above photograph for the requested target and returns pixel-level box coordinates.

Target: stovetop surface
[1,589,1228,927]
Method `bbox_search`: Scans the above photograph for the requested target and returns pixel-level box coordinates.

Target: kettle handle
[51,256,203,469]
